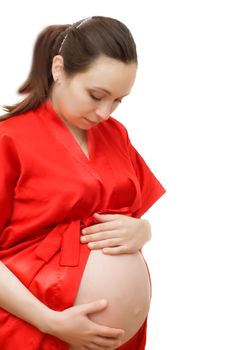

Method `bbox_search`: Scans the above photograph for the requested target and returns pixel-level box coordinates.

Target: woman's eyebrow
[91,86,130,98]
[91,86,111,95]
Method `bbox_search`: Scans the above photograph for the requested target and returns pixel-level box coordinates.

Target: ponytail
[1,24,69,119]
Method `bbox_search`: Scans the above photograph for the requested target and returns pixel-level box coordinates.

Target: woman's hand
[80,214,152,255]
[46,299,124,349]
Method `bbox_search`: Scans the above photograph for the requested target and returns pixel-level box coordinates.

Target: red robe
[0,100,166,349]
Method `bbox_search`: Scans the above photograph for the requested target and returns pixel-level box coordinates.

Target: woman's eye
[90,94,102,101]
[90,93,122,104]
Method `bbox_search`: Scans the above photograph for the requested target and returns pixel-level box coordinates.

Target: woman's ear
[51,55,65,83]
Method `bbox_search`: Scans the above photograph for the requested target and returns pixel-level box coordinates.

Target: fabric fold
[35,206,132,267]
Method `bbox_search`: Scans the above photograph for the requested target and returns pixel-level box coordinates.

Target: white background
[1,1,234,349]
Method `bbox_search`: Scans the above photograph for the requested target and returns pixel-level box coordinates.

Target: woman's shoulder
[0,108,40,138]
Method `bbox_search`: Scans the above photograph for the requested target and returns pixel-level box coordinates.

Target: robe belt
[35,206,132,267]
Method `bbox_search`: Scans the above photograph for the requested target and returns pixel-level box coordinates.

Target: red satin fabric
[0,101,165,349]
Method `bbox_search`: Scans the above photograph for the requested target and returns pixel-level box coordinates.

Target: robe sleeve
[125,130,166,218]
[0,133,20,234]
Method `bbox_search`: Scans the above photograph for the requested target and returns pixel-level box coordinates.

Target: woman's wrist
[32,302,59,334]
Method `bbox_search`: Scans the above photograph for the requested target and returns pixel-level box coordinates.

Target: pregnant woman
[0,16,165,349]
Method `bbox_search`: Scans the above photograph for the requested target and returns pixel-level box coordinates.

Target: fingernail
[80,237,87,243]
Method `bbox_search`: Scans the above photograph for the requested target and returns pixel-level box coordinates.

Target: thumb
[81,299,108,315]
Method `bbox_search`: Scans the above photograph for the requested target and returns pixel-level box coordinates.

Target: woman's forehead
[73,57,137,95]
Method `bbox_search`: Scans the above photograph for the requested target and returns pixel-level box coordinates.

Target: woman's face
[51,55,137,130]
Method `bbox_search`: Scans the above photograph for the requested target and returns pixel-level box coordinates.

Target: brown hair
[1,16,137,120]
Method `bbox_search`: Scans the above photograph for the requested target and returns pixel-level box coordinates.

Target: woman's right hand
[46,299,125,349]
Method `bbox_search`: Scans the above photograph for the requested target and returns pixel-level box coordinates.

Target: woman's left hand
[80,213,151,255]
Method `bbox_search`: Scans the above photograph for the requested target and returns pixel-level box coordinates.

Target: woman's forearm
[0,261,125,348]
[0,261,53,333]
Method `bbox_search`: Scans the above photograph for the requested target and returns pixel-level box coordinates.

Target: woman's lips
[84,117,98,125]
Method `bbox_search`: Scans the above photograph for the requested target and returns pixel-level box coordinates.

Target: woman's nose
[95,103,112,121]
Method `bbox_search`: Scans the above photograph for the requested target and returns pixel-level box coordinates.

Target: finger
[87,239,122,250]
[102,246,129,255]
[82,221,119,235]
[89,345,117,350]
[85,344,103,350]
[96,324,125,339]
[93,213,122,222]
[92,336,123,348]
[80,299,108,314]
[80,231,117,243]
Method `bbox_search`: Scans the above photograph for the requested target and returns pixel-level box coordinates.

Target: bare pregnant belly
[73,249,151,345]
